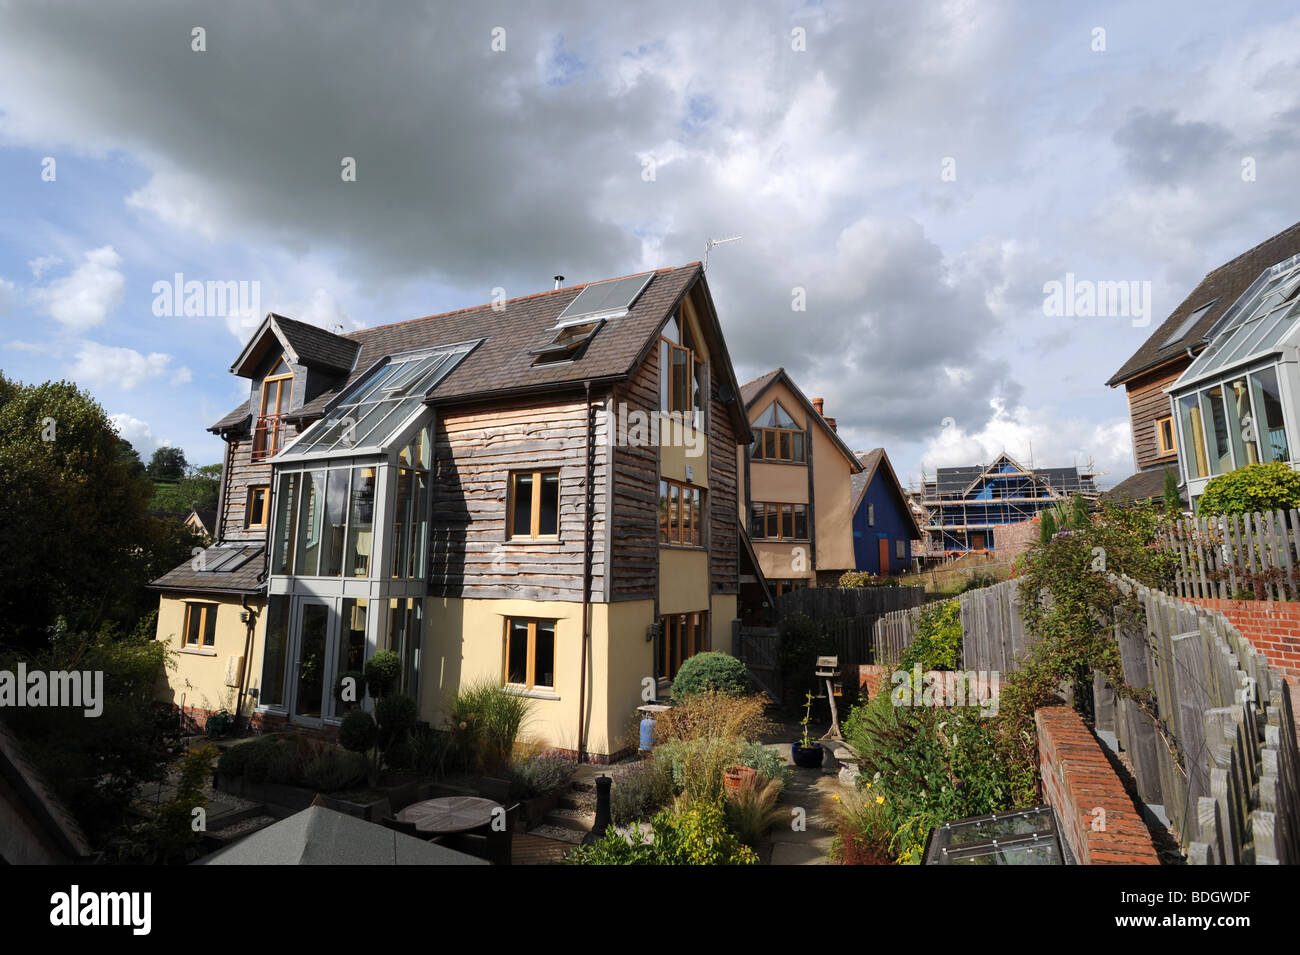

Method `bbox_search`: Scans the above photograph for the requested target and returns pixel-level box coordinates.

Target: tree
[1071,493,1091,529]
[116,438,146,479]
[1039,510,1057,543]
[146,446,188,482]
[1163,468,1183,514]
[150,465,220,513]
[0,374,200,649]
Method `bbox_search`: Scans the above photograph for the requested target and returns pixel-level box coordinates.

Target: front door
[878,538,891,576]
[290,598,337,725]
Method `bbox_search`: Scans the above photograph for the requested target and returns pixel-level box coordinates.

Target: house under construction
[920,452,1099,556]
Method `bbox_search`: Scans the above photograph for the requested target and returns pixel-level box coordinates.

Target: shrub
[508,752,578,800]
[828,786,893,865]
[724,776,785,847]
[447,678,533,771]
[736,740,793,788]
[375,693,418,747]
[301,748,367,792]
[1039,511,1056,544]
[564,802,758,865]
[671,652,751,699]
[653,691,771,743]
[899,599,961,672]
[610,759,674,825]
[654,737,743,804]
[838,571,900,588]
[1197,461,1300,516]
[363,651,402,698]
[339,710,378,754]
[779,612,832,703]
[411,728,454,777]
[111,744,217,864]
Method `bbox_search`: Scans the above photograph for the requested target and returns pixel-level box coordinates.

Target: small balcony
[252,414,287,462]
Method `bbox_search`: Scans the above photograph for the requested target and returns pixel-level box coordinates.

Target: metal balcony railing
[252,414,286,461]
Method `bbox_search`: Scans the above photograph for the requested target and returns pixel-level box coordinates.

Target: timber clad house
[737,369,863,591]
[1106,221,1300,505]
[150,264,750,761]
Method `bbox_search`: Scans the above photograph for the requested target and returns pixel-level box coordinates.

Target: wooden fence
[732,623,781,700]
[870,576,1300,863]
[775,585,925,619]
[1161,509,1300,601]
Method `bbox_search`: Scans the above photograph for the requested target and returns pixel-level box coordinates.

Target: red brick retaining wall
[1035,706,1160,865]
[1184,597,1300,681]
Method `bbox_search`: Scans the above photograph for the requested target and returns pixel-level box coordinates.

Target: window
[387,598,423,698]
[659,309,706,424]
[506,619,556,691]
[1249,366,1290,462]
[510,470,560,539]
[895,539,905,560]
[259,596,289,708]
[529,319,603,365]
[659,612,708,680]
[246,485,270,529]
[868,502,875,526]
[659,478,703,545]
[771,578,807,597]
[183,602,217,648]
[750,400,805,463]
[749,502,808,540]
[1156,416,1177,457]
[254,359,293,460]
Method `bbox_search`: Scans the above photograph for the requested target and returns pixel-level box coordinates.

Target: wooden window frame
[749,501,809,541]
[508,469,561,541]
[659,478,703,546]
[183,602,218,648]
[246,485,270,529]
[772,578,808,597]
[504,618,557,691]
[658,611,709,680]
[1156,415,1177,456]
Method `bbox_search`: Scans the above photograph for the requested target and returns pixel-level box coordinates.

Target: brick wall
[1035,706,1160,865]
[1184,597,1300,682]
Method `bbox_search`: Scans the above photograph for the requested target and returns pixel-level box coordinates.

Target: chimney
[826,417,838,432]
[813,397,825,415]
[554,275,565,290]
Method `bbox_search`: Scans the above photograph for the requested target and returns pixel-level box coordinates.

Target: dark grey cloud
[1112,108,1233,185]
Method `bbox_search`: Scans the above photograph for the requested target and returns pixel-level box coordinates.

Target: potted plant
[724,765,759,796]
[791,692,823,769]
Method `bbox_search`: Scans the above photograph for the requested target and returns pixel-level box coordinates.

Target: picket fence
[1161,509,1300,601]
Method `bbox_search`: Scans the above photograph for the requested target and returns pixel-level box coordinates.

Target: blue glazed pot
[791,742,823,769]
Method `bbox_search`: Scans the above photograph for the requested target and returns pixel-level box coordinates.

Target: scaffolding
[917,453,1099,556]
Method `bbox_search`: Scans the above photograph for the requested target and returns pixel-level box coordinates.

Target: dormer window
[751,400,805,462]
[254,358,293,460]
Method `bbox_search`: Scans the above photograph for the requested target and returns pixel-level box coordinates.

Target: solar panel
[553,274,654,327]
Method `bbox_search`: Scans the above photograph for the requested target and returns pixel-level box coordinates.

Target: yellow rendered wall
[754,541,813,582]
[155,594,265,718]
[422,596,656,758]
[749,461,809,502]
[709,593,738,654]
[658,547,710,614]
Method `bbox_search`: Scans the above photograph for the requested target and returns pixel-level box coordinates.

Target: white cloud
[109,412,156,454]
[27,255,60,279]
[69,341,182,390]
[35,246,125,330]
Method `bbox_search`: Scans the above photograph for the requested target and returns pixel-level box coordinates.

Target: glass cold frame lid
[1179,253,1300,388]
[279,342,476,459]
[923,806,1064,865]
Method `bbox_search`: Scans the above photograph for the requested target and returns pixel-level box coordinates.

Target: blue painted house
[850,448,922,576]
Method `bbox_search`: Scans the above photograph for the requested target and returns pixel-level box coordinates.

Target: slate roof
[738,367,863,471]
[1107,221,1300,387]
[272,313,360,373]
[150,543,266,595]
[1100,466,1181,505]
[0,720,92,862]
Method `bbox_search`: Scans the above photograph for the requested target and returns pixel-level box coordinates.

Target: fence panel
[1161,509,1300,600]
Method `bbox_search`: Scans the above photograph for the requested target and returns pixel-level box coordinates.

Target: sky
[1,0,1299,491]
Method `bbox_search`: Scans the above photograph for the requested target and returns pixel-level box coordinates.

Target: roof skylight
[1159,301,1216,349]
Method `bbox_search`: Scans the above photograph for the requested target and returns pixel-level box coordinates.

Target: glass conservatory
[1169,253,1300,506]
[255,341,477,727]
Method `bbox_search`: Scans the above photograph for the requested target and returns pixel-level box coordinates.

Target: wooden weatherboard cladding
[428,393,609,602]
[610,334,661,601]
[1125,362,1184,471]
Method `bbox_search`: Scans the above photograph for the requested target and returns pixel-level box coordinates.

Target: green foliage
[339,711,378,754]
[670,651,752,700]
[828,786,894,865]
[146,446,188,482]
[724,777,785,847]
[149,469,219,514]
[610,759,674,825]
[508,751,578,800]
[1070,493,1091,530]
[111,744,217,864]
[363,650,402,698]
[410,728,454,777]
[899,600,961,672]
[447,677,533,772]
[1197,461,1300,516]
[565,802,759,865]
[216,734,366,792]
[653,737,743,804]
[1039,510,1057,544]
[1163,468,1183,514]
[838,571,901,588]
[0,374,200,648]
[374,693,418,748]
[736,740,793,788]
[778,611,834,704]
[845,693,1033,864]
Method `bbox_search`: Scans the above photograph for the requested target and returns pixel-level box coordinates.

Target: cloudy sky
[1,0,1298,490]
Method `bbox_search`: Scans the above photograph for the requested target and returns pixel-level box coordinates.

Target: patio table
[395,796,503,835]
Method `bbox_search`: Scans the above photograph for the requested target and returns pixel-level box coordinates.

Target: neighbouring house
[850,448,923,576]
[150,263,750,762]
[186,508,218,541]
[0,721,92,864]
[737,369,863,592]
[1105,221,1300,504]
[919,453,1098,556]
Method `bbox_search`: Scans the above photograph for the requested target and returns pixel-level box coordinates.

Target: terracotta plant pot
[724,765,759,796]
